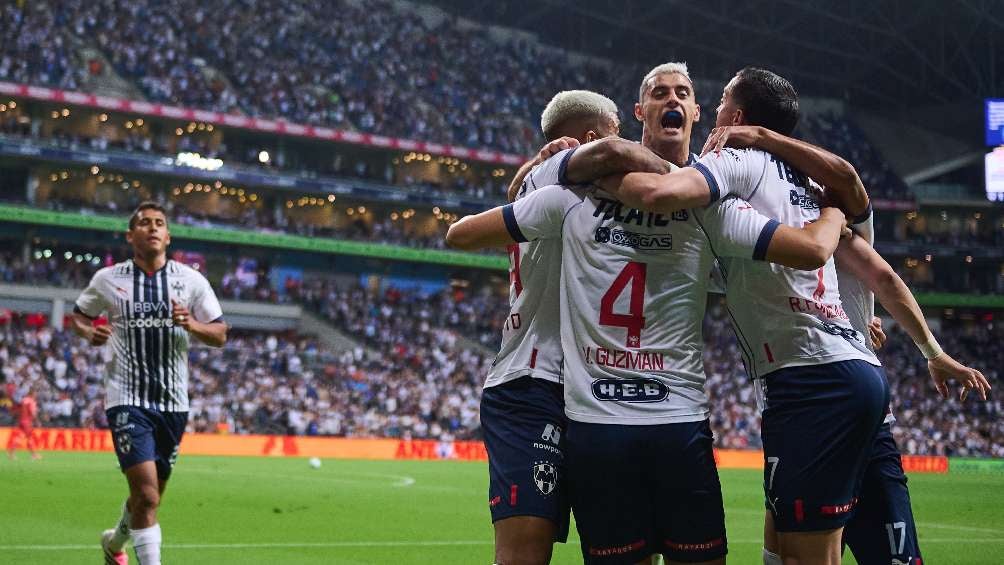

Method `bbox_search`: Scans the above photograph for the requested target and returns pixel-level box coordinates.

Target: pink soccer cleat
[101,529,129,565]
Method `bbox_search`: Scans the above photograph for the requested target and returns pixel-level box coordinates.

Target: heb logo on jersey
[591,378,669,403]
[595,227,672,250]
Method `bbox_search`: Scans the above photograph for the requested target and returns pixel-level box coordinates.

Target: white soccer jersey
[75,259,224,412]
[694,148,880,381]
[483,148,577,388]
[505,180,762,425]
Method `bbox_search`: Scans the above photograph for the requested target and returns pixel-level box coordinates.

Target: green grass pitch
[1,452,1001,564]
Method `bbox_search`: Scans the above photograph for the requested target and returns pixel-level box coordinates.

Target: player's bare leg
[26,431,40,460]
[775,529,842,565]
[123,461,164,565]
[762,511,782,564]
[493,516,555,565]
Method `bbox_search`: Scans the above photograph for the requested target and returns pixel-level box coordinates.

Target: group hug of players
[447,63,992,565]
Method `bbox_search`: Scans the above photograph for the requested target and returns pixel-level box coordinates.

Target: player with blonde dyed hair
[459,90,669,565]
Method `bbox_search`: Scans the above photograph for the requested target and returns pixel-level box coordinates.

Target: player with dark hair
[72,201,228,565]
[605,66,990,564]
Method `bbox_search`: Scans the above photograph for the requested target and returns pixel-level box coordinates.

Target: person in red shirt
[7,389,41,460]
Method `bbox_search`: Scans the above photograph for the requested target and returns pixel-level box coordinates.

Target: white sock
[763,547,783,565]
[109,502,131,552]
[131,524,162,565]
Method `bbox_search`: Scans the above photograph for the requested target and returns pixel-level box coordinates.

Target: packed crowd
[1,295,1000,456]
[2,0,911,201]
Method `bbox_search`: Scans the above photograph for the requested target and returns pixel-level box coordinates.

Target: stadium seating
[0,0,911,200]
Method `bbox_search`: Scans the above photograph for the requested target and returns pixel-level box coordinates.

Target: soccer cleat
[101,529,128,565]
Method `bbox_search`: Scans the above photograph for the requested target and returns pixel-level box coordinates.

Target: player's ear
[634,102,644,123]
[693,103,701,124]
[584,130,599,143]
[732,108,744,126]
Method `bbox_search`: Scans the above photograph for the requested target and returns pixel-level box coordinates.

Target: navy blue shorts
[762,360,890,532]
[566,419,727,564]
[106,406,188,481]
[480,376,569,542]
[843,423,923,564]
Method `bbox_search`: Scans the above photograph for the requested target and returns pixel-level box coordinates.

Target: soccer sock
[108,501,131,552]
[130,524,162,565]
[763,547,783,565]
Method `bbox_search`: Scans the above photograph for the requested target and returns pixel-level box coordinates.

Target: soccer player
[448,74,863,565]
[604,67,989,564]
[475,90,671,565]
[6,387,41,460]
[71,202,227,565]
[698,89,992,565]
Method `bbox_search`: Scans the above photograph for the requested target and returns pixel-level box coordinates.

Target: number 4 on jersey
[599,262,647,348]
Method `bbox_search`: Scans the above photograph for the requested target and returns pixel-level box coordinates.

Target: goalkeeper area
[2,453,1001,564]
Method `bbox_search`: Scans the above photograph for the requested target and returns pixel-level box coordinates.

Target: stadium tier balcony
[0,0,915,203]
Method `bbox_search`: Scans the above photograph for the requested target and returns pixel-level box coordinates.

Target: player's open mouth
[661,109,684,130]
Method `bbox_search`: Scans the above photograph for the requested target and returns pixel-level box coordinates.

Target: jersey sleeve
[698,197,781,260]
[519,147,578,198]
[690,148,768,203]
[190,275,224,323]
[503,184,584,242]
[74,270,109,318]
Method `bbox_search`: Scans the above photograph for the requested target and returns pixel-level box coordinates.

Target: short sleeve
[691,148,768,203]
[503,185,584,242]
[190,275,224,323]
[519,147,578,199]
[698,197,781,260]
[74,270,109,318]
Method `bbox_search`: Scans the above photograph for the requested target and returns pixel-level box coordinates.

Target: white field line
[182,467,417,488]
[2,538,1003,551]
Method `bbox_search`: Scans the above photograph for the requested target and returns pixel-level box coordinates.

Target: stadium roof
[424,0,1002,108]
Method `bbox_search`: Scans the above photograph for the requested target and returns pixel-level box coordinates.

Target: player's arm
[701,199,848,270]
[597,167,715,214]
[448,185,581,250]
[444,207,514,250]
[703,125,869,219]
[509,137,671,202]
[72,273,112,346]
[835,235,991,400]
[174,278,228,347]
[507,137,579,202]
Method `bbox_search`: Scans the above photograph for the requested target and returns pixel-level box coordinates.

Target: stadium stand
[0,0,913,201]
[1,299,999,456]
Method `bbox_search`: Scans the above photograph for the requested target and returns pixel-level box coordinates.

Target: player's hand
[868,317,886,350]
[534,136,579,164]
[90,324,112,346]
[928,353,991,401]
[171,300,192,331]
[700,126,764,157]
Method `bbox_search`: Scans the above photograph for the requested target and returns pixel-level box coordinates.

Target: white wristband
[917,336,943,360]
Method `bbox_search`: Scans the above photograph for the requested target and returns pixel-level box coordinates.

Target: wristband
[917,336,943,360]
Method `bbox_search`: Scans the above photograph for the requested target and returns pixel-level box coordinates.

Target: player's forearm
[766,208,844,270]
[835,238,933,345]
[70,313,94,340]
[445,208,515,250]
[565,138,670,184]
[607,170,709,214]
[189,321,227,348]
[757,128,869,217]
